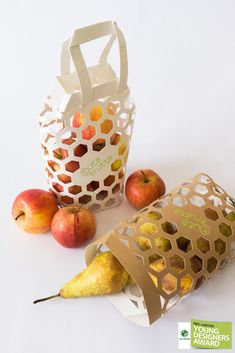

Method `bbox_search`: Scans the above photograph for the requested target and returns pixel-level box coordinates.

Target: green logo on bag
[174,208,210,236]
[191,319,232,349]
[81,155,113,177]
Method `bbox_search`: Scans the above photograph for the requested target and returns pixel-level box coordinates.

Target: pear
[149,258,192,293]
[34,252,129,304]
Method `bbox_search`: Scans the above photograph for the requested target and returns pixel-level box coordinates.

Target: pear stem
[141,170,149,183]
[33,293,60,304]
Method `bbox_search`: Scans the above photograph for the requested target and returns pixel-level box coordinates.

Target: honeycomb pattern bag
[39,21,135,211]
[85,173,235,326]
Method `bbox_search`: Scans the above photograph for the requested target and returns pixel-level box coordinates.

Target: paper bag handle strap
[69,21,128,106]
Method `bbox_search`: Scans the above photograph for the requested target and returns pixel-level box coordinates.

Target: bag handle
[69,21,128,106]
[60,35,116,74]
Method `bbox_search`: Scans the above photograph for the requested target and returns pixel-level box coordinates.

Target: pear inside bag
[85,173,235,326]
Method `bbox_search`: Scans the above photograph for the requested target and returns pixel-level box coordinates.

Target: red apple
[125,169,166,209]
[51,206,96,248]
[12,189,59,234]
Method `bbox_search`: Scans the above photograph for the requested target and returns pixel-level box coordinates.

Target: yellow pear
[34,252,129,303]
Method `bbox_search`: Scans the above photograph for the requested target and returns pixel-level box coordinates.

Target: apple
[72,104,116,135]
[110,133,121,145]
[51,206,96,248]
[125,169,166,209]
[12,189,58,234]
[82,125,96,140]
[72,112,85,128]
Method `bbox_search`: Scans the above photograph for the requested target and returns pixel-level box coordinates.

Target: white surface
[1,1,235,352]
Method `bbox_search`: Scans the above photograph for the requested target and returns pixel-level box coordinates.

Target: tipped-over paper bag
[85,173,235,326]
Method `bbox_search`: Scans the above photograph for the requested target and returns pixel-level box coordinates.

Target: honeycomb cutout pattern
[39,93,135,211]
[86,173,235,325]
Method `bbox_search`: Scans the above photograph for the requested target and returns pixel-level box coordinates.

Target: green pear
[34,252,129,303]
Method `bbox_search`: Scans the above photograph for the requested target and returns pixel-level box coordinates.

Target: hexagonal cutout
[52,182,64,193]
[68,185,82,195]
[219,258,229,270]
[170,254,185,273]
[135,236,151,251]
[118,143,127,156]
[120,226,135,237]
[61,131,77,145]
[194,275,206,290]
[155,236,172,252]
[230,241,235,257]
[118,170,124,180]
[106,102,116,115]
[104,175,115,186]
[73,144,88,157]
[48,160,60,172]
[148,273,158,287]
[149,255,165,273]
[161,221,178,235]
[219,223,232,237]
[215,238,226,255]
[89,105,103,122]
[196,237,210,253]
[208,195,223,207]
[111,159,122,171]
[46,168,53,178]
[110,133,121,145]
[112,183,120,194]
[78,195,92,204]
[82,125,96,140]
[61,195,74,204]
[177,236,192,252]
[87,181,99,192]
[140,222,157,235]
[172,196,187,207]
[147,211,162,221]
[190,255,202,273]
[53,147,68,160]
[153,200,168,208]
[225,196,235,207]
[89,204,101,212]
[42,144,48,156]
[105,198,116,207]
[177,187,190,196]
[207,256,218,273]
[100,119,113,134]
[118,112,129,128]
[223,209,235,222]
[65,161,80,173]
[58,174,71,184]
[72,111,85,128]
[190,195,205,207]
[180,274,193,293]
[96,190,108,201]
[92,138,105,152]
[204,208,219,221]
[212,184,224,195]
[198,174,211,184]
[194,184,208,195]
[162,273,177,294]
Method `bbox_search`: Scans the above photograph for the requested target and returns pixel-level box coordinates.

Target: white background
[1,0,235,352]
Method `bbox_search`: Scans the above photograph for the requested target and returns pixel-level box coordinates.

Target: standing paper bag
[39,21,135,211]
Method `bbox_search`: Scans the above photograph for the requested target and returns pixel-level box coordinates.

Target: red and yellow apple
[72,104,116,140]
[125,169,166,209]
[51,206,96,248]
[12,189,58,234]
